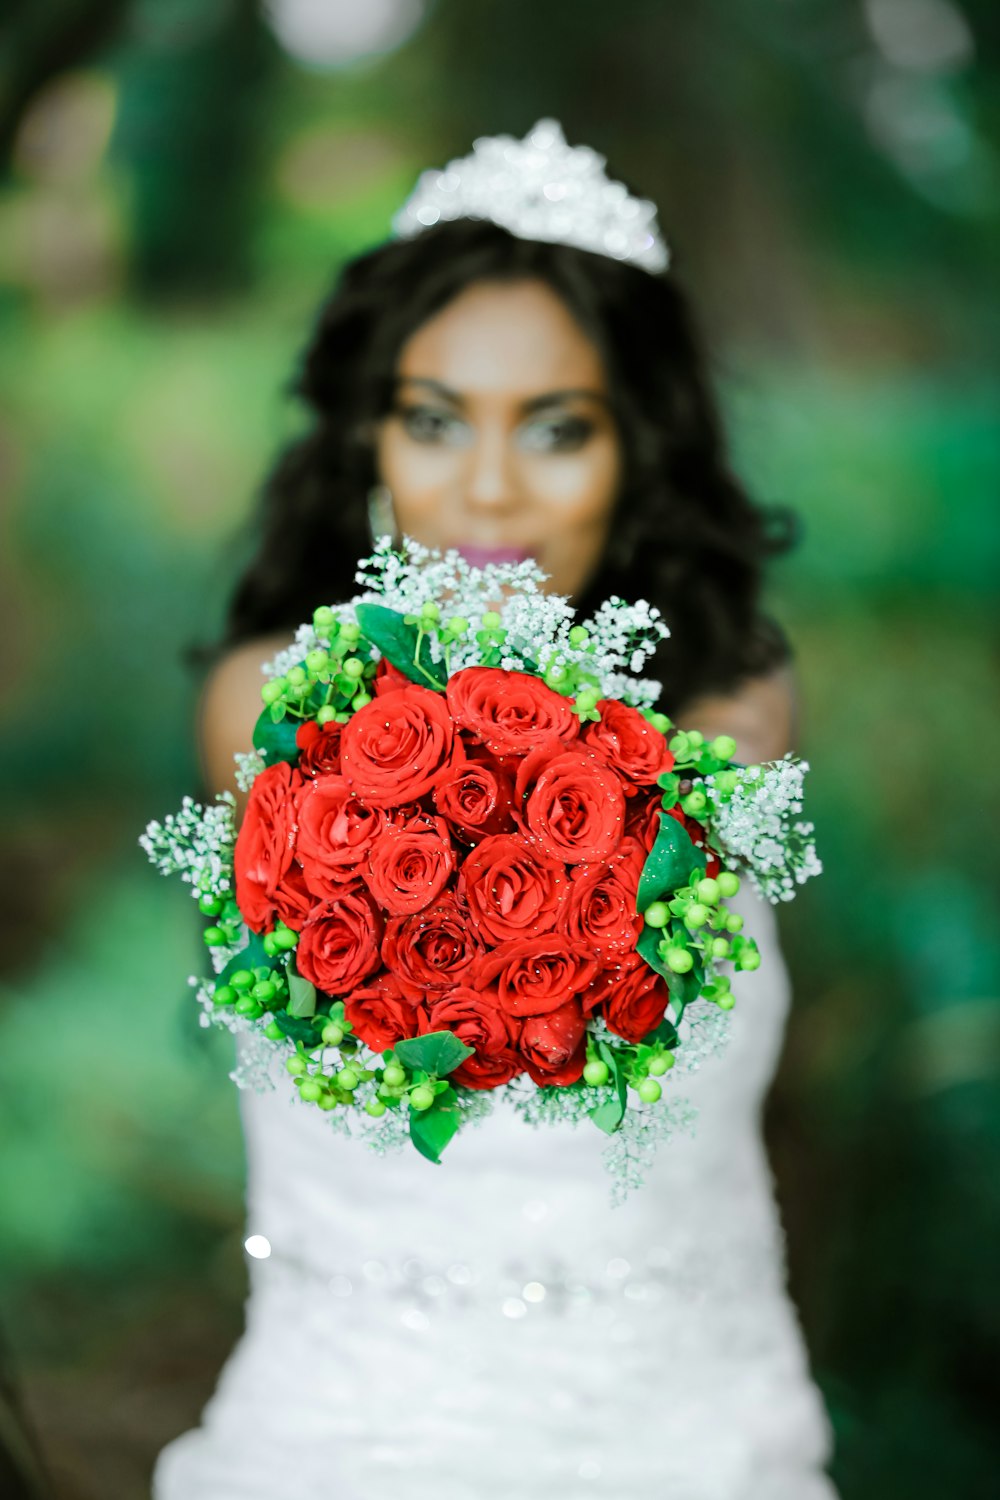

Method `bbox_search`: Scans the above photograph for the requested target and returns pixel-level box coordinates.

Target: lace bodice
[153,884,836,1499]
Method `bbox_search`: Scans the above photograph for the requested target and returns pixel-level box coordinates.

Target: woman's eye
[398,406,470,446]
[518,415,594,454]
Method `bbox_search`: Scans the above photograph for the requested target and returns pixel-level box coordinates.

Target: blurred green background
[1,2,998,1496]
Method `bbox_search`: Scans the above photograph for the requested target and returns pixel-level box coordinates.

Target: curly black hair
[203,218,798,715]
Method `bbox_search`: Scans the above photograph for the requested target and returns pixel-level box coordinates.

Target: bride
[155,122,837,1498]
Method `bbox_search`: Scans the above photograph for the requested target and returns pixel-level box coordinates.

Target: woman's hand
[672,661,798,767]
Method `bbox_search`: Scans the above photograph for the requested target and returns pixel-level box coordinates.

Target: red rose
[344,972,427,1051]
[664,805,721,879]
[515,746,626,864]
[234,761,304,933]
[625,791,663,851]
[475,935,599,1016]
[422,987,523,1089]
[271,859,321,932]
[601,952,671,1043]
[583,700,675,786]
[295,775,382,896]
[382,894,484,1002]
[295,719,343,777]
[446,667,579,760]
[457,833,568,945]
[432,757,515,844]
[563,838,645,957]
[340,685,460,806]
[296,886,383,994]
[374,658,412,697]
[519,1000,586,1087]
[365,815,455,917]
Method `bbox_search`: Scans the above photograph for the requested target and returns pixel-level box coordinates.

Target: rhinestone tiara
[392,118,669,274]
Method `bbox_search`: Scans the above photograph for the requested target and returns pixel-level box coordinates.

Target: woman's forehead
[395,278,608,401]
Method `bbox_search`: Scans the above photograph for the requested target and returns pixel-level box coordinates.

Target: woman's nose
[463,427,519,512]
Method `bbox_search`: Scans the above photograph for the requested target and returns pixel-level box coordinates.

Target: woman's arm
[196,634,292,823]
[671,660,798,766]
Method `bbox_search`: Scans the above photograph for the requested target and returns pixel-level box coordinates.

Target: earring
[366,483,397,544]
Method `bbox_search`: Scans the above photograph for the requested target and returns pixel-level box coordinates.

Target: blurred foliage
[0,1,998,1496]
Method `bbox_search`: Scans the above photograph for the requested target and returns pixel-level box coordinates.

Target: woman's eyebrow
[395,376,465,407]
[520,389,609,415]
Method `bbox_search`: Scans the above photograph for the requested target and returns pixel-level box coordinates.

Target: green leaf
[641,1017,680,1049]
[286,964,317,1018]
[409,1087,463,1164]
[665,965,704,1026]
[355,603,448,691]
[252,707,301,766]
[588,1039,627,1134]
[217,930,273,985]
[636,921,671,981]
[656,771,680,807]
[394,1030,474,1077]
[636,813,706,911]
[271,1011,320,1047]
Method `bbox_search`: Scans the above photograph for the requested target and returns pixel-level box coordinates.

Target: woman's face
[374,277,622,600]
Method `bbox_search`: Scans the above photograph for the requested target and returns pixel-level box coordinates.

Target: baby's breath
[139,792,236,901]
[707,757,822,903]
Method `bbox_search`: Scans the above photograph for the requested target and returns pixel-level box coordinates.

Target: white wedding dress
[153,883,837,1499]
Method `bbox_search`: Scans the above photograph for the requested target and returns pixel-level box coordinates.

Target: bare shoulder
[196,632,294,802]
[674,659,798,765]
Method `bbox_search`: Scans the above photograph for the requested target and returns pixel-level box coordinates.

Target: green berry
[274,927,298,950]
[321,1022,345,1046]
[420,600,441,622]
[666,947,694,974]
[336,1066,359,1091]
[568,625,589,647]
[717,871,740,898]
[316,706,338,725]
[739,949,761,972]
[286,1056,308,1076]
[234,997,262,1018]
[637,1078,662,1103]
[644,901,669,929]
[713,770,739,796]
[252,980,277,1003]
[262,933,281,957]
[352,690,372,710]
[574,687,599,712]
[202,925,225,947]
[668,733,690,757]
[261,680,285,706]
[343,657,364,680]
[696,877,721,906]
[213,985,236,1007]
[716,991,736,1011]
[711,937,730,959]
[545,666,567,687]
[229,969,253,992]
[286,665,307,687]
[339,621,360,645]
[313,606,335,632]
[382,1063,406,1088]
[298,1079,323,1103]
[648,1053,674,1076]
[448,615,469,636]
[264,1020,284,1040]
[365,1098,387,1118]
[316,1093,337,1111]
[409,1084,435,1111]
[681,790,708,816]
[726,913,744,934]
[684,903,710,930]
[651,712,671,735]
[583,1059,610,1087]
[199,894,223,916]
[710,734,737,761]
[481,610,502,630]
[686,730,705,748]
[306,648,329,673]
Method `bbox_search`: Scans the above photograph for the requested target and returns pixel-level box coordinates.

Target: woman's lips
[455,544,534,568]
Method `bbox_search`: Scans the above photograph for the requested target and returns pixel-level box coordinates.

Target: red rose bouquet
[142,541,820,1197]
